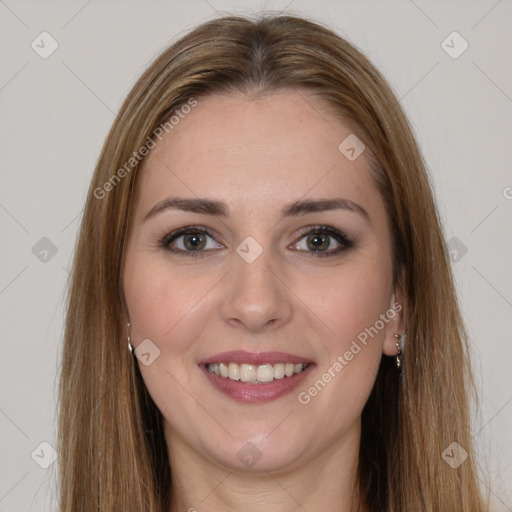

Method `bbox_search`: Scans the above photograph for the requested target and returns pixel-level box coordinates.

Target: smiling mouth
[205,362,310,383]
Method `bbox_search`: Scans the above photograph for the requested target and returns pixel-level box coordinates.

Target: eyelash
[158,225,355,259]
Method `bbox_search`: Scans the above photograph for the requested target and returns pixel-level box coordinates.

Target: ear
[382,282,405,357]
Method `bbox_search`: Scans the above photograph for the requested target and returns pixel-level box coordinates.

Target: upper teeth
[207,362,308,382]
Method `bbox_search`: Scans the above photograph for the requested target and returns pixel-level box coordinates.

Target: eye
[292,225,355,257]
[160,226,222,257]
[159,225,355,258]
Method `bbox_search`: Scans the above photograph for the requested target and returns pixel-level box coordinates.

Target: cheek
[124,242,393,357]
[297,256,392,408]
[294,282,387,426]
[311,259,392,348]
[123,251,220,358]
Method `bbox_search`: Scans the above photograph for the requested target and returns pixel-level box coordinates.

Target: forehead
[133,89,384,221]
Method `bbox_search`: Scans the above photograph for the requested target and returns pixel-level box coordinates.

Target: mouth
[205,362,310,383]
[198,351,315,403]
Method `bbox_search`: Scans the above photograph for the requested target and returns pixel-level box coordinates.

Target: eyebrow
[143,196,370,224]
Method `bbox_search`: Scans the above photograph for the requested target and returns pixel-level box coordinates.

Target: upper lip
[197,350,313,366]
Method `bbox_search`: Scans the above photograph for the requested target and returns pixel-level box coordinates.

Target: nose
[220,247,293,334]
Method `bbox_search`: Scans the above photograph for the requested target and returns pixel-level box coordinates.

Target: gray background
[0,0,511,510]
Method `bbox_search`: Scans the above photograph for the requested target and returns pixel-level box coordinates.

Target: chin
[199,427,310,473]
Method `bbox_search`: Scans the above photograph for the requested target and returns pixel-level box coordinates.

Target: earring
[393,333,405,368]
[127,322,135,355]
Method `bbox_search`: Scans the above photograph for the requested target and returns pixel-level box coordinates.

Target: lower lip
[200,364,314,403]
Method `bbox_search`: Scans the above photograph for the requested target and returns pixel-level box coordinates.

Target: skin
[122,89,404,512]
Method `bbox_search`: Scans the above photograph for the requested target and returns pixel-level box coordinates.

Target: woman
[57,13,489,511]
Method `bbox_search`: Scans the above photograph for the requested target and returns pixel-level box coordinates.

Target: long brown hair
[57,13,489,511]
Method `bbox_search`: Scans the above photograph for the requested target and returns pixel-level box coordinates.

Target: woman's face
[123,89,403,474]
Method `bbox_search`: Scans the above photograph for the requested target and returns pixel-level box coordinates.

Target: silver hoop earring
[393,333,406,369]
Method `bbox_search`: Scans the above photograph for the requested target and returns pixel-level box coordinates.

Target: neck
[165,419,368,512]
